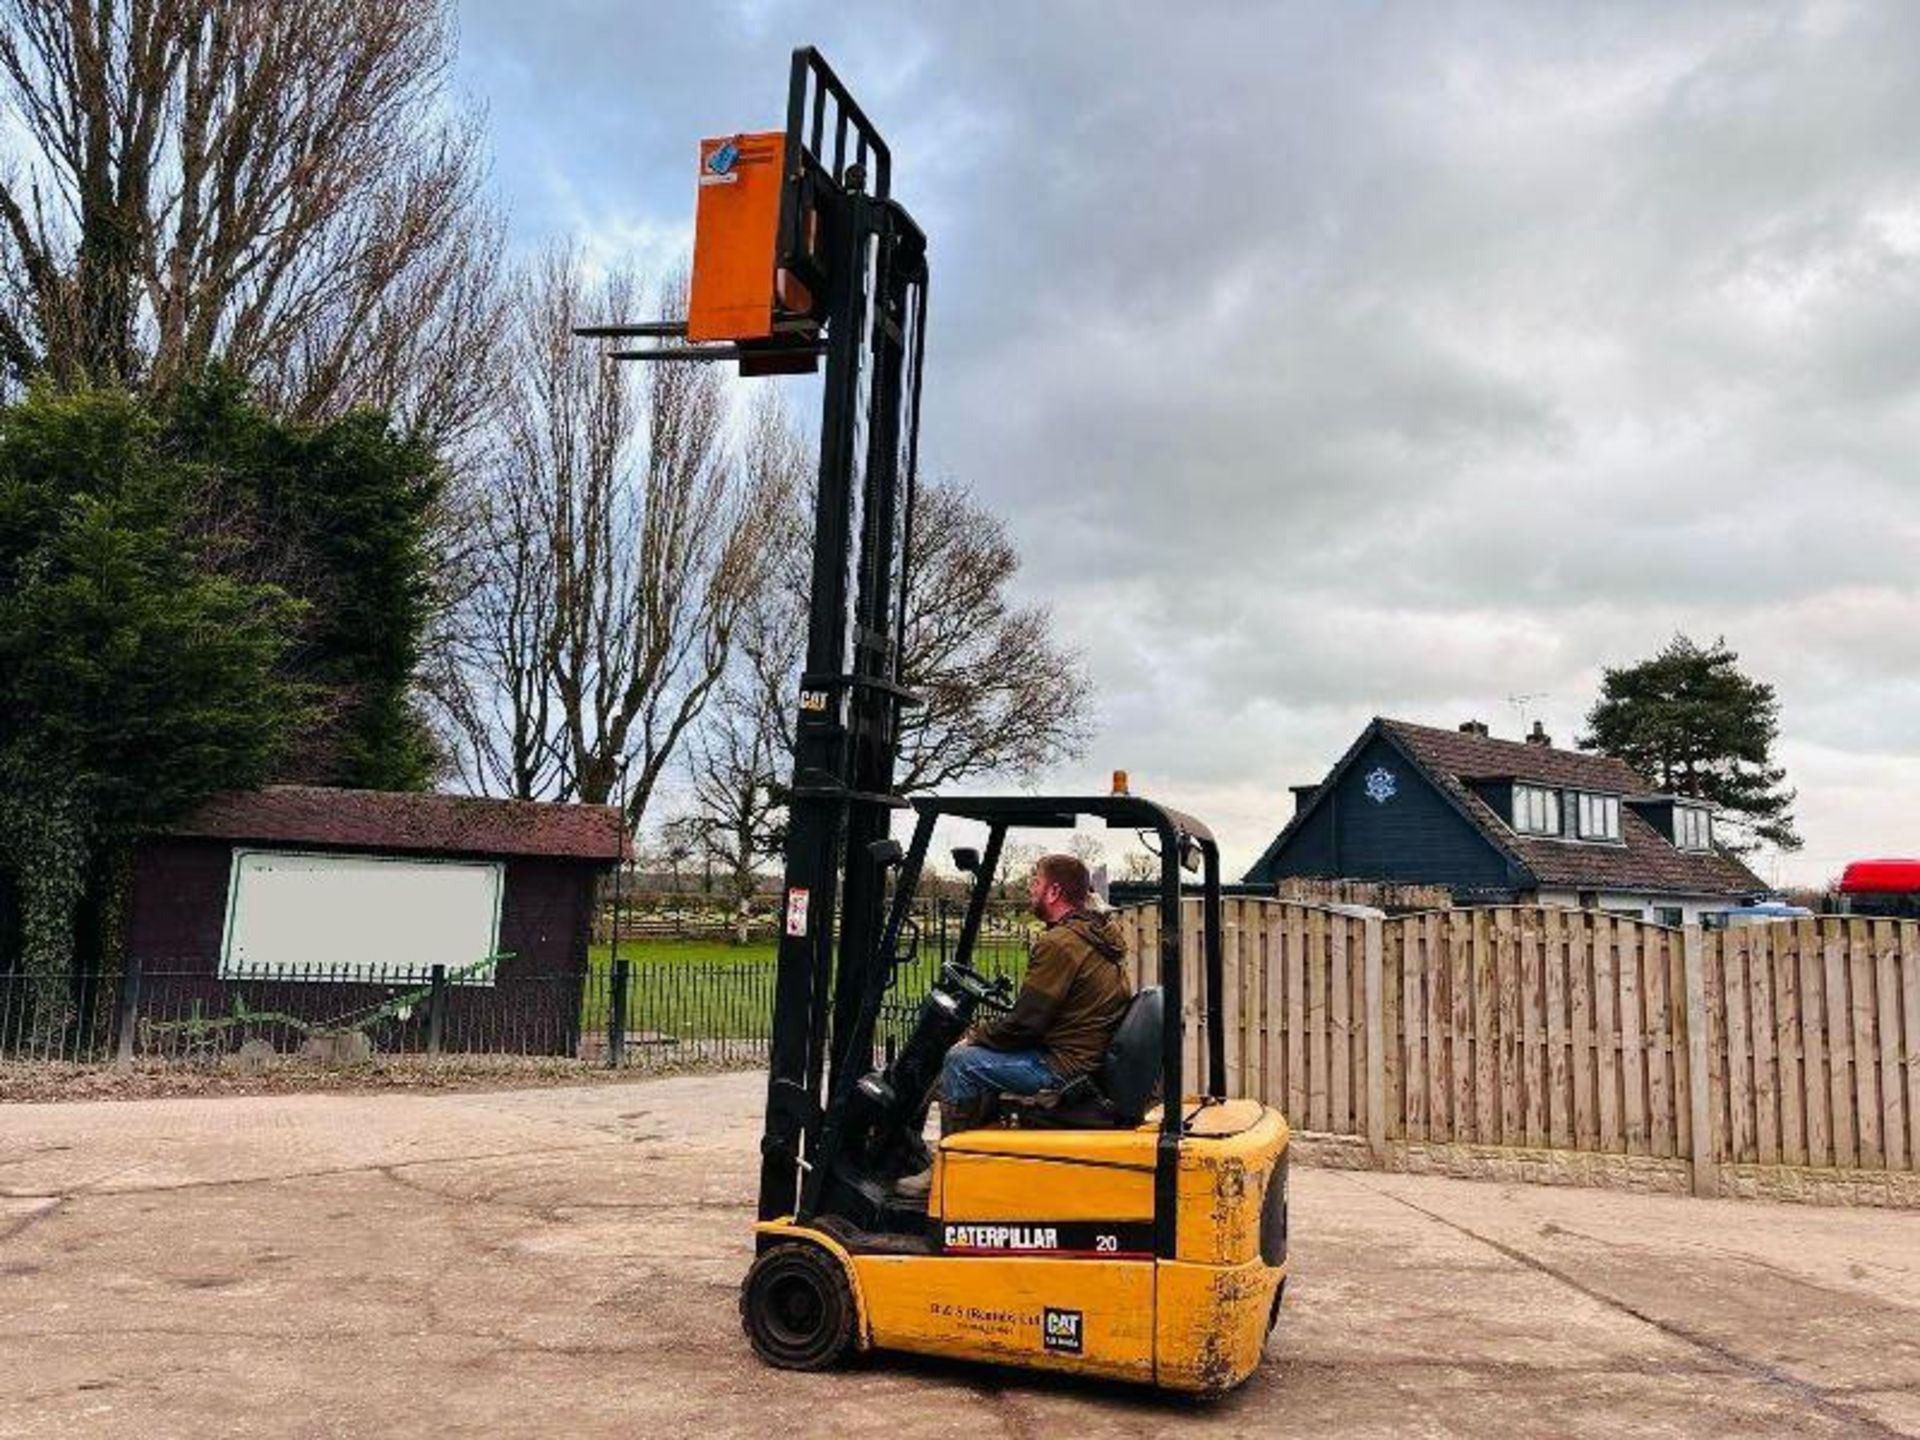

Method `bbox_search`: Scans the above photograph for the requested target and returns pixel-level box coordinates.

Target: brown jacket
[972,910,1132,1078]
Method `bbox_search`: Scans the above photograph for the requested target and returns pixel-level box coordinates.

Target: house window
[1654,906,1684,928]
[1575,792,1621,841]
[1673,807,1713,851]
[1513,785,1561,835]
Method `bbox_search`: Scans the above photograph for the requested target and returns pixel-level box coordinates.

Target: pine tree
[0,387,308,1022]
[1579,635,1800,854]
[161,374,442,790]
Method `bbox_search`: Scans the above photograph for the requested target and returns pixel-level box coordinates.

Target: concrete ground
[3,1073,1918,1439]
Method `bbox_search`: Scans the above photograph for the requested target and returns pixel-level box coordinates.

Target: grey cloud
[457,0,1920,880]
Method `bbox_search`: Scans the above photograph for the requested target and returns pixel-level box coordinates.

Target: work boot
[893,1095,991,1199]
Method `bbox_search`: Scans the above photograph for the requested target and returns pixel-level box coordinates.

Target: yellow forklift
[587,48,1288,1396]
[750,792,1291,1392]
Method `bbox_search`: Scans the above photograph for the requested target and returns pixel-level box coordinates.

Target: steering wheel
[941,960,1014,1009]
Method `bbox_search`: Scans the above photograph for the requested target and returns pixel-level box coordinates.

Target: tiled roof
[1511,806,1763,895]
[1379,719,1645,792]
[166,786,630,863]
[1380,720,1764,898]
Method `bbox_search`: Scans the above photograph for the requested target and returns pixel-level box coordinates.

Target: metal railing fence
[0,902,1039,1071]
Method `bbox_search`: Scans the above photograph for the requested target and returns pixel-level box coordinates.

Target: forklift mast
[761,51,928,1224]
[582,49,929,1223]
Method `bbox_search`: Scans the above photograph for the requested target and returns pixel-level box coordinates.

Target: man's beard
[1029,895,1048,921]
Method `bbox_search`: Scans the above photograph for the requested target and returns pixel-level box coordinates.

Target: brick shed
[123,786,629,1056]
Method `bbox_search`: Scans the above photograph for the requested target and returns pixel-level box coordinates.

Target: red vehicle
[1838,859,1920,919]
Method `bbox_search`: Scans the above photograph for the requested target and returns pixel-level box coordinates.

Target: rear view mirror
[951,846,982,875]
[1179,834,1202,874]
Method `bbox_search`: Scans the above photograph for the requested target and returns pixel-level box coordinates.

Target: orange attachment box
[687,131,786,343]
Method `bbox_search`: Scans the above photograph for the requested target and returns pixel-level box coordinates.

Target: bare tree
[1068,834,1105,869]
[442,250,781,833]
[671,466,1095,893]
[0,0,501,443]
[995,841,1046,902]
[647,814,703,894]
[435,252,630,801]
[686,698,783,920]
[683,394,808,925]
[434,435,561,800]
[894,480,1093,792]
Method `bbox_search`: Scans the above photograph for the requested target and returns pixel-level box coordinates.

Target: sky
[454,1,1920,888]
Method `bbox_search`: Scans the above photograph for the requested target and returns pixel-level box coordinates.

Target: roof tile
[166,786,630,863]
[1382,720,1764,898]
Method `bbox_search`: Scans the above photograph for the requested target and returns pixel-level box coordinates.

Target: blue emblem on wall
[1364,766,1397,804]
[705,138,741,176]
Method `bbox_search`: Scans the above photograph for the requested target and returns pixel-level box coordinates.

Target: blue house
[1244,718,1765,924]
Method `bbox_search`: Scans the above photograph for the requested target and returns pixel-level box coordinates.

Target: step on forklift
[588,48,1289,1395]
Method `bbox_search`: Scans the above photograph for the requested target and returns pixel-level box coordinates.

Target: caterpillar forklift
[589,48,1289,1395]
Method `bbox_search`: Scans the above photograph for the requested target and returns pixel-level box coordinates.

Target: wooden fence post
[1364,913,1387,1162]
[1681,926,1718,1197]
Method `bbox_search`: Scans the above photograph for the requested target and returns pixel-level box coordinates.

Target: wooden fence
[1112,899,1920,1194]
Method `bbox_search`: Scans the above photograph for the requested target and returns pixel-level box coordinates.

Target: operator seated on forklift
[895,854,1131,1196]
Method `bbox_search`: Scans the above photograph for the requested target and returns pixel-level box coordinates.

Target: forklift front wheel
[741,1243,857,1371]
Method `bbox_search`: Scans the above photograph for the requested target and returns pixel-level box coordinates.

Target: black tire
[740,1243,857,1371]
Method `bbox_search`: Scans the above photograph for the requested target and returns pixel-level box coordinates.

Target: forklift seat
[996,986,1163,1130]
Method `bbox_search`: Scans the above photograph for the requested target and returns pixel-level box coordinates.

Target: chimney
[1525,720,1552,748]
[1289,784,1321,816]
[1458,719,1489,737]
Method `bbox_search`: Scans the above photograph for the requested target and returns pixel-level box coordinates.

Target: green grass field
[576,933,1030,1044]
[588,938,777,970]
[580,939,777,1037]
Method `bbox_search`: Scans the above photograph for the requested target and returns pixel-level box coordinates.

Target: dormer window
[1513,785,1561,835]
[1674,806,1713,850]
[1575,792,1621,842]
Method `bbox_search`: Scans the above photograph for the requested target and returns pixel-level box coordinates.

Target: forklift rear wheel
[741,1243,856,1370]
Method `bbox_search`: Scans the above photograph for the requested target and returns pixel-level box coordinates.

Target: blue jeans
[941,1043,1060,1107]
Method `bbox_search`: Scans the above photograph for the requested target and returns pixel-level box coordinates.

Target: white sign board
[220,850,504,982]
